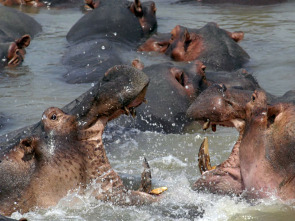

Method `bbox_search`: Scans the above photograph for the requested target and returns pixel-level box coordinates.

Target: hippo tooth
[130,108,137,118]
[124,106,130,115]
[143,98,148,104]
[203,121,210,130]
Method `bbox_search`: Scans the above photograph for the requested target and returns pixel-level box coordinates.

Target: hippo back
[0,5,42,39]
[66,2,143,43]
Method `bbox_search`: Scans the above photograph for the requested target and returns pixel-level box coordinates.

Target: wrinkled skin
[115,61,207,133]
[187,86,295,199]
[0,65,162,216]
[139,22,250,71]
[178,0,286,5]
[0,5,41,67]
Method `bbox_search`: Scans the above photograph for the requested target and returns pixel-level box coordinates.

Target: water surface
[0,1,294,220]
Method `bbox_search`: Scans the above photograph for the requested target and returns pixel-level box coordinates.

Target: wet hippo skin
[187,86,295,199]
[0,65,164,216]
[63,0,157,84]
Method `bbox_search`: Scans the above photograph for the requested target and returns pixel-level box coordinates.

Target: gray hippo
[0,5,42,67]
[115,60,207,133]
[177,0,286,5]
[139,22,250,72]
[187,85,295,199]
[63,0,157,83]
[0,65,166,216]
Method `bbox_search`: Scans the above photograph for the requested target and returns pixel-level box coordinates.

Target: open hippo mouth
[0,65,169,216]
[187,87,295,199]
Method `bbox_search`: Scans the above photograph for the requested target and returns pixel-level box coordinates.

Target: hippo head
[165,25,205,62]
[0,35,31,67]
[137,33,170,53]
[187,84,253,131]
[140,22,249,71]
[0,65,153,215]
[189,89,295,200]
[128,0,157,34]
[238,90,295,199]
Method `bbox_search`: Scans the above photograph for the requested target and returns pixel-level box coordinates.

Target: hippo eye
[50,114,57,120]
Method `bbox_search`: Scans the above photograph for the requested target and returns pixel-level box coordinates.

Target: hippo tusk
[143,98,147,104]
[150,187,168,195]
[198,137,216,175]
[124,106,130,115]
[203,120,210,131]
[130,107,137,118]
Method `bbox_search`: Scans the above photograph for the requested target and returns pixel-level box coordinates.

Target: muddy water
[0,0,295,220]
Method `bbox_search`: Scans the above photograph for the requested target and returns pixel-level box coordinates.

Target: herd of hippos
[0,0,294,220]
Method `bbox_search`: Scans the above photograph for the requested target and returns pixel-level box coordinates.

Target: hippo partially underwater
[0,5,41,67]
[139,22,249,72]
[0,65,167,216]
[187,85,295,200]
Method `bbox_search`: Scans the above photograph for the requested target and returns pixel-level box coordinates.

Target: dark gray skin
[0,6,41,40]
[177,0,286,5]
[0,5,41,67]
[63,0,157,83]
[0,65,163,216]
[205,69,260,91]
[66,0,157,43]
[0,215,26,221]
[62,38,130,84]
[115,61,207,133]
[139,22,250,72]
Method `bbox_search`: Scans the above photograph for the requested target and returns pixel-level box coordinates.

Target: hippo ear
[129,0,143,17]
[267,104,285,127]
[184,29,191,42]
[15,35,31,49]
[228,31,244,43]
[19,137,39,162]
[132,59,144,70]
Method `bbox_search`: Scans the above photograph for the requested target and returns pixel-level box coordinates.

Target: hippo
[0,5,42,67]
[114,60,207,133]
[139,22,250,72]
[63,0,157,84]
[66,0,157,43]
[116,60,263,133]
[187,85,295,199]
[0,65,167,216]
[178,0,286,5]
[0,0,85,8]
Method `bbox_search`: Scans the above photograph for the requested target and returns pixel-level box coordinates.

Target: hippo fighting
[0,65,167,216]
[0,0,294,220]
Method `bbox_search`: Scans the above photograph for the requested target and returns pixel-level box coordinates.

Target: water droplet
[101,45,105,50]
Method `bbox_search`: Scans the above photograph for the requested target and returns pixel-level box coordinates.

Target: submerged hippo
[67,0,157,43]
[115,60,207,133]
[0,5,41,67]
[139,22,250,72]
[179,0,286,5]
[0,65,167,216]
[187,86,295,199]
[63,0,157,83]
